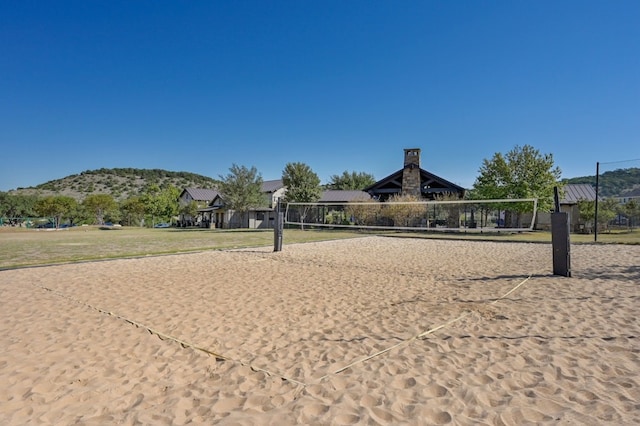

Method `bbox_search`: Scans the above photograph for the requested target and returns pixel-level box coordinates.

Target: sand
[0,236,638,425]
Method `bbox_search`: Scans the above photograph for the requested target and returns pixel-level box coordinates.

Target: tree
[65,200,85,226]
[119,196,146,226]
[0,193,38,225]
[218,164,265,227]
[597,198,619,232]
[622,199,639,229]
[83,194,118,225]
[140,184,180,226]
[345,197,381,226]
[472,145,562,213]
[282,162,322,202]
[577,199,596,231]
[282,162,322,229]
[35,195,77,228]
[578,198,619,233]
[179,200,199,225]
[380,194,426,227]
[326,171,376,190]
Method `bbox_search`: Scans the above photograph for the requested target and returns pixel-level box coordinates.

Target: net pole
[594,162,599,242]
[273,201,283,252]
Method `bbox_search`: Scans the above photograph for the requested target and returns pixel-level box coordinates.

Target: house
[613,188,640,227]
[247,180,286,229]
[261,179,287,208]
[364,148,466,200]
[177,188,219,227]
[619,187,640,204]
[198,180,286,229]
[536,184,597,232]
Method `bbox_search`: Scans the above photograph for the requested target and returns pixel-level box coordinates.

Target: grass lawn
[0,225,638,270]
[0,226,365,269]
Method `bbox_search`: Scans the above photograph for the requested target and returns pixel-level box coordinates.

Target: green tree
[472,145,562,213]
[0,193,39,225]
[622,199,639,229]
[326,171,376,190]
[140,184,180,226]
[120,196,146,226]
[282,162,322,203]
[141,184,163,226]
[83,194,118,225]
[218,164,265,228]
[65,200,85,226]
[577,199,596,231]
[159,186,181,220]
[578,198,619,233]
[179,200,199,224]
[282,162,322,229]
[35,195,77,228]
[597,198,619,232]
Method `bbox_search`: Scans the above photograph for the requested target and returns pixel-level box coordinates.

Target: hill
[563,167,640,198]
[8,168,218,201]
[8,167,639,202]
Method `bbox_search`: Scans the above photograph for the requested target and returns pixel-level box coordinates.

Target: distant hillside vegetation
[563,167,640,198]
[9,168,219,201]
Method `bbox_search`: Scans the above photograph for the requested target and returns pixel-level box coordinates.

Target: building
[536,184,597,232]
[177,188,219,227]
[319,190,371,203]
[364,148,466,201]
[198,180,286,229]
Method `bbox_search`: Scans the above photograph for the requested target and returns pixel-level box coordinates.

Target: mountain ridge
[563,167,640,198]
[7,168,219,201]
[6,166,640,201]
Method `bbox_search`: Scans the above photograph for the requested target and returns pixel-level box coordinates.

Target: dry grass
[1,226,637,270]
[0,226,362,269]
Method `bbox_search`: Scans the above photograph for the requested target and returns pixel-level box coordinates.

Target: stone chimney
[401,148,421,197]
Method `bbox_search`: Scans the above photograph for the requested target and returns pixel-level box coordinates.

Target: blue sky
[1,1,638,192]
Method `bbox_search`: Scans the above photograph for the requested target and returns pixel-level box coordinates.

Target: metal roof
[319,190,372,203]
[620,187,640,197]
[261,179,284,193]
[181,188,219,202]
[561,184,596,204]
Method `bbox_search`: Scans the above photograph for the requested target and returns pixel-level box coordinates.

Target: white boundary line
[31,273,533,390]
[33,284,307,388]
[312,274,533,384]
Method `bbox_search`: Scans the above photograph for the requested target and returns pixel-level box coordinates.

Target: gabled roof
[319,190,372,203]
[620,187,640,198]
[261,179,284,193]
[180,187,219,202]
[561,184,596,204]
[364,168,465,197]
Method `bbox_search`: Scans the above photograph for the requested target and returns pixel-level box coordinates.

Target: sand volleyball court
[1,236,638,424]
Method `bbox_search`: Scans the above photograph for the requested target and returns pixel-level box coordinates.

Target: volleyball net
[284,198,538,232]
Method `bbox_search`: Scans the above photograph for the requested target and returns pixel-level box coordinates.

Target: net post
[594,161,599,242]
[274,201,284,252]
[551,187,571,277]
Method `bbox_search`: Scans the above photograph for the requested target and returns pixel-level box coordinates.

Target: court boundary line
[29,273,533,391]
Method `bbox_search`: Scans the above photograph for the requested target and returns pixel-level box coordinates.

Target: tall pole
[594,162,599,242]
[552,186,571,277]
[274,201,284,252]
